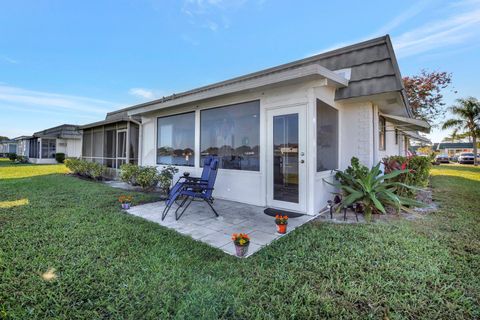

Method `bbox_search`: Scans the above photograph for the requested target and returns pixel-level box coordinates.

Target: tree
[403,70,452,124]
[442,97,480,166]
[0,136,10,141]
[416,146,433,155]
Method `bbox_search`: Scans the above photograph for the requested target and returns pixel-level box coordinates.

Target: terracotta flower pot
[276,223,287,234]
[234,244,249,257]
[121,202,131,210]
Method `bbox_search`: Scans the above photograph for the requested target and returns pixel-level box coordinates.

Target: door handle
[300,160,305,164]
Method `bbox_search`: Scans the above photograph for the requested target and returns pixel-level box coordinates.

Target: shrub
[335,157,369,187]
[65,158,107,180]
[7,153,17,161]
[15,155,29,164]
[65,158,81,174]
[119,163,140,185]
[158,165,179,192]
[135,166,160,191]
[55,153,65,163]
[329,162,421,218]
[88,162,107,180]
[383,155,432,197]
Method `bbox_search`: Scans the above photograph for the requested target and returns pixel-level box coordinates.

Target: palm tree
[442,129,459,142]
[442,97,480,165]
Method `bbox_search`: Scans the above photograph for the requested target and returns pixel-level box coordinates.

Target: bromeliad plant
[328,162,421,218]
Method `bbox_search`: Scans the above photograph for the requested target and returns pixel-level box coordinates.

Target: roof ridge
[107,35,390,116]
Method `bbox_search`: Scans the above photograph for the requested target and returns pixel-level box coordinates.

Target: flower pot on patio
[119,195,133,210]
[276,223,287,234]
[232,233,250,257]
[275,214,288,234]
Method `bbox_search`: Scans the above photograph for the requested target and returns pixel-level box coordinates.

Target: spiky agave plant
[328,163,422,218]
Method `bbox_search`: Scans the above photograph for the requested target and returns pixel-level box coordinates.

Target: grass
[0,160,479,319]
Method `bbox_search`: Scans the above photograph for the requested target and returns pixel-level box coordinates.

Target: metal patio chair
[174,157,219,221]
[161,156,216,221]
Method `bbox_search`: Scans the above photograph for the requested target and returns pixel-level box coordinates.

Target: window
[201,101,260,171]
[41,139,56,158]
[379,116,386,151]
[157,112,195,166]
[395,129,399,145]
[316,100,339,171]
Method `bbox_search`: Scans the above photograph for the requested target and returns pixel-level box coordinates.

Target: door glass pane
[273,113,299,203]
[117,131,126,158]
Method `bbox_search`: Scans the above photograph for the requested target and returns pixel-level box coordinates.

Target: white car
[458,152,475,164]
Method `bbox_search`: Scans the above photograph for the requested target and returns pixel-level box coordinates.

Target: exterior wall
[57,138,81,158]
[17,140,29,157]
[141,79,330,213]
[29,158,57,164]
[373,107,405,162]
[139,80,407,215]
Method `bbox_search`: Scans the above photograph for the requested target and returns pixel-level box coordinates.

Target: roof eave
[128,64,348,116]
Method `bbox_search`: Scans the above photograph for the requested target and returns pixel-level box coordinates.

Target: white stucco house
[0,139,18,156]
[81,35,429,215]
[12,136,32,157]
[27,124,82,164]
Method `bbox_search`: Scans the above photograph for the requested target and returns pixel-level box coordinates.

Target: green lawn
[0,160,479,319]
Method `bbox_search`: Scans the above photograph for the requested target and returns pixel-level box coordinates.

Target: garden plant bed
[0,159,478,319]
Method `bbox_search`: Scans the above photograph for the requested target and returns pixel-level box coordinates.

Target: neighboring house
[81,35,429,215]
[13,136,32,157]
[0,139,18,156]
[28,124,82,164]
[434,142,474,156]
[79,111,141,168]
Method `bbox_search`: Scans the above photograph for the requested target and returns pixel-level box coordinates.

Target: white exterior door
[266,105,307,212]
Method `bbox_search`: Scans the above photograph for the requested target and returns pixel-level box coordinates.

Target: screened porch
[81,121,139,169]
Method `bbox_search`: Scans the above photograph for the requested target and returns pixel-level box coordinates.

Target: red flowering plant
[232,233,250,247]
[118,195,133,204]
[382,155,432,198]
[275,215,288,225]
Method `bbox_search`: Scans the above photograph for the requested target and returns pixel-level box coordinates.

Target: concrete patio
[126,199,316,257]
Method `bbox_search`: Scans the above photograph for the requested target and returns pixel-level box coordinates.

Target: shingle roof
[435,142,474,150]
[105,35,409,117]
[33,124,81,138]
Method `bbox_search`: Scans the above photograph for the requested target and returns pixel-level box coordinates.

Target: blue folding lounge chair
[174,157,219,221]
[161,156,215,221]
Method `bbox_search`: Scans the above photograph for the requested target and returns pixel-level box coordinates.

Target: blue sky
[1,0,479,142]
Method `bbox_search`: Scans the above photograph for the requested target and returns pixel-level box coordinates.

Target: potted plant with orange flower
[275,215,288,234]
[232,233,250,257]
[119,195,133,209]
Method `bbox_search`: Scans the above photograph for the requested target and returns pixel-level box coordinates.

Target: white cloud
[181,0,258,31]
[307,0,480,60]
[393,7,480,58]
[128,87,156,99]
[0,55,18,64]
[0,85,121,137]
[0,85,117,114]
[374,1,432,36]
